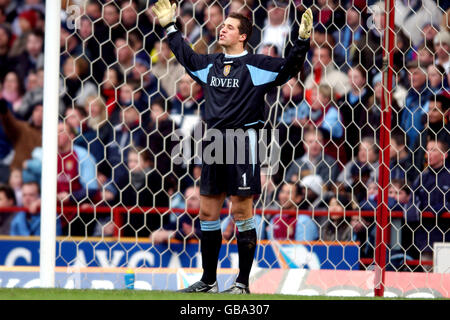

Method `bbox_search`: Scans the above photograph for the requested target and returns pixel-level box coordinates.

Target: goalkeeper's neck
[222,44,246,56]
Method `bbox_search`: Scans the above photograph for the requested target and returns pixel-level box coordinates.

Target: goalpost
[40,0,61,288]
[33,0,449,297]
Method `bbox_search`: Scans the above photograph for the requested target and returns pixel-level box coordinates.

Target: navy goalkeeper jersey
[166,29,310,130]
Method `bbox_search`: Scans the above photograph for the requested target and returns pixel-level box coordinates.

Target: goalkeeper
[152,0,312,294]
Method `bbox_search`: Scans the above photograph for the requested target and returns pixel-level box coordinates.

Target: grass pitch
[0,288,422,300]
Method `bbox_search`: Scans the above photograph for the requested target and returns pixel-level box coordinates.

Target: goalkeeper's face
[218,17,246,49]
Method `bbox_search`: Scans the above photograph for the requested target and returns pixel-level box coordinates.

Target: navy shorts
[199,128,261,196]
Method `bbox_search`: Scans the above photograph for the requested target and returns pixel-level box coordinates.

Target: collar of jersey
[224,50,248,58]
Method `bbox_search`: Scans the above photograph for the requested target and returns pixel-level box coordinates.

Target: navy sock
[235,228,257,286]
[199,226,222,285]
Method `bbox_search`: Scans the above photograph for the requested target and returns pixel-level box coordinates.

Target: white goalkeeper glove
[151,0,177,28]
[299,8,313,40]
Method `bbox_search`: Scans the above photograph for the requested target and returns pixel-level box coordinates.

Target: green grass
[0,288,429,300]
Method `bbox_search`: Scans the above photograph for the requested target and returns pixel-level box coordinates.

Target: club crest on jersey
[223,65,231,76]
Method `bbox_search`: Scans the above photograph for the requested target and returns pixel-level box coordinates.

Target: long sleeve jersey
[166,29,310,130]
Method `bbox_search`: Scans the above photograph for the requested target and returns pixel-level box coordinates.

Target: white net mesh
[0,0,449,296]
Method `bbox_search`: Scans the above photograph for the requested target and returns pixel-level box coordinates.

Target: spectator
[304,45,351,98]
[284,129,340,189]
[0,98,42,171]
[389,130,416,185]
[8,168,22,206]
[112,37,135,76]
[407,137,450,264]
[103,2,123,41]
[76,15,105,83]
[12,29,43,82]
[60,55,97,108]
[88,162,118,237]
[278,77,304,124]
[338,137,379,202]
[132,53,166,103]
[65,106,94,151]
[351,2,385,83]
[365,72,403,139]
[296,84,345,162]
[414,94,450,170]
[1,70,25,115]
[65,104,113,170]
[389,179,412,208]
[426,64,448,94]
[171,73,204,116]
[151,39,185,98]
[350,208,376,259]
[9,9,38,57]
[259,0,291,55]
[0,24,12,80]
[0,0,18,24]
[179,5,202,45]
[151,185,202,244]
[179,0,207,28]
[117,79,147,115]
[400,61,433,150]
[118,147,168,237]
[299,174,326,211]
[395,0,443,47]
[10,181,62,236]
[106,105,146,180]
[313,0,346,34]
[433,30,450,74]
[16,68,45,121]
[0,183,16,235]
[320,196,353,242]
[22,145,41,183]
[82,96,114,164]
[269,181,318,241]
[194,2,223,54]
[273,77,304,165]
[118,0,153,42]
[421,22,440,49]
[141,97,181,178]
[298,85,344,140]
[254,169,277,210]
[56,121,97,236]
[416,44,435,68]
[332,3,366,70]
[338,65,373,154]
[100,67,123,124]
[388,179,415,255]
[59,21,82,68]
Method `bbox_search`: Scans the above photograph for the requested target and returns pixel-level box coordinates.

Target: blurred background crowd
[0,0,448,270]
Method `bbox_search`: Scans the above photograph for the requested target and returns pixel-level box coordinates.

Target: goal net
[1,0,448,297]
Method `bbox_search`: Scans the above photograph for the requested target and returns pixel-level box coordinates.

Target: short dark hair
[428,134,449,153]
[283,181,303,199]
[151,96,171,113]
[316,44,333,59]
[391,129,406,147]
[227,12,252,47]
[0,183,16,205]
[23,181,40,195]
[429,94,450,112]
[352,64,367,79]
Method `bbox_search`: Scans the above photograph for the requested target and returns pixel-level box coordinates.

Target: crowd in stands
[0,0,449,270]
